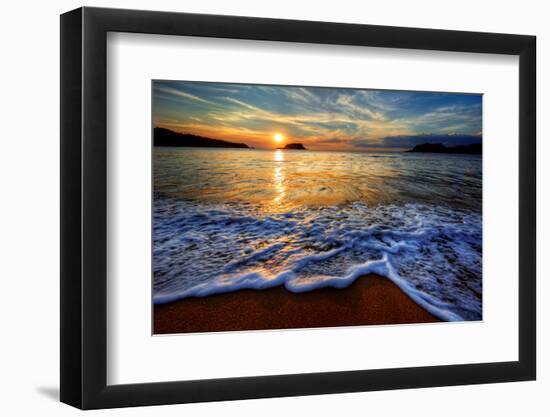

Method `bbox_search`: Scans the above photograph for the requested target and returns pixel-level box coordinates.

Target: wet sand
[154,274,441,334]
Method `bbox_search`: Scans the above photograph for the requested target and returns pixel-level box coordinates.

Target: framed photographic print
[60,7,536,409]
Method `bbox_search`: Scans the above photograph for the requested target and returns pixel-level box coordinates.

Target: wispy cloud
[156,86,217,105]
[153,81,482,150]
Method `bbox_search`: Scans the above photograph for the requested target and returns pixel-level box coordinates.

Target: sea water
[153,148,482,321]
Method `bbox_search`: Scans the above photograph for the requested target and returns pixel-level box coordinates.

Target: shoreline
[154,274,441,334]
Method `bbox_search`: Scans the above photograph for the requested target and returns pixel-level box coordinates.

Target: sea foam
[153,197,482,321]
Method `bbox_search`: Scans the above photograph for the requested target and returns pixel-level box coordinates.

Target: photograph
[152,80,483,334]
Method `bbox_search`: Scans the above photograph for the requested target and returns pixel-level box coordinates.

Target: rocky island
[278,143,307,150]
[407,142,481,155]
[154,127,249,148]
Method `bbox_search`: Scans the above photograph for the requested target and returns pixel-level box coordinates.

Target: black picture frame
[60,6,536,410]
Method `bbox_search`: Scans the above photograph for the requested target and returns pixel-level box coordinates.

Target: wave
[153,197,482,321]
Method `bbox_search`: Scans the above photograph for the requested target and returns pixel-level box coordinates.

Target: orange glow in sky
[153,81,483,151]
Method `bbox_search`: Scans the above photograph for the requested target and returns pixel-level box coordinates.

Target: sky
[153,80,482,151]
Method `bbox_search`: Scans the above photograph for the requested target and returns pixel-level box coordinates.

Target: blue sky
[153,80,482,150]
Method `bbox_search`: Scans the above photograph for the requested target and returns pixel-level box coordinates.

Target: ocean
[153,148,482,321]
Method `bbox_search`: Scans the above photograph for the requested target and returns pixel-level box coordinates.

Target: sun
[274,133,283,143]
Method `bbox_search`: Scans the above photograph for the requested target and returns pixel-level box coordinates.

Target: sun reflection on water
[273,150,286,205]
[154,148,482,215]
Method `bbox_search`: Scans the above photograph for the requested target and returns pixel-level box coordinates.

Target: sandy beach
[154,274,440,334]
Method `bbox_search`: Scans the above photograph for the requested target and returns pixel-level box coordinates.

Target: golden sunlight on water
[153,146,483,321]
[272,150,286,206]
[154,148,483,213]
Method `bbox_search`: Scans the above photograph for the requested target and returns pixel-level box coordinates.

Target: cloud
[315,137,347,144]
[156,86,217,105]
[222,96,266,112]
[397,103,482,133]
[335,94,385,120]
[153,80,483,150]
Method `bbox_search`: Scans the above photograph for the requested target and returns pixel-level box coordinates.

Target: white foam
[153,199,481,321]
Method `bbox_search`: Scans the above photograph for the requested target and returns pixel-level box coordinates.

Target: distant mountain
[154,127,249,148]
[407,142,481,155]
[379,134,481,150]
[278,143,306,150]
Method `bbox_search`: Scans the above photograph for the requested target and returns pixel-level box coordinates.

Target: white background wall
[0,0,546,415]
